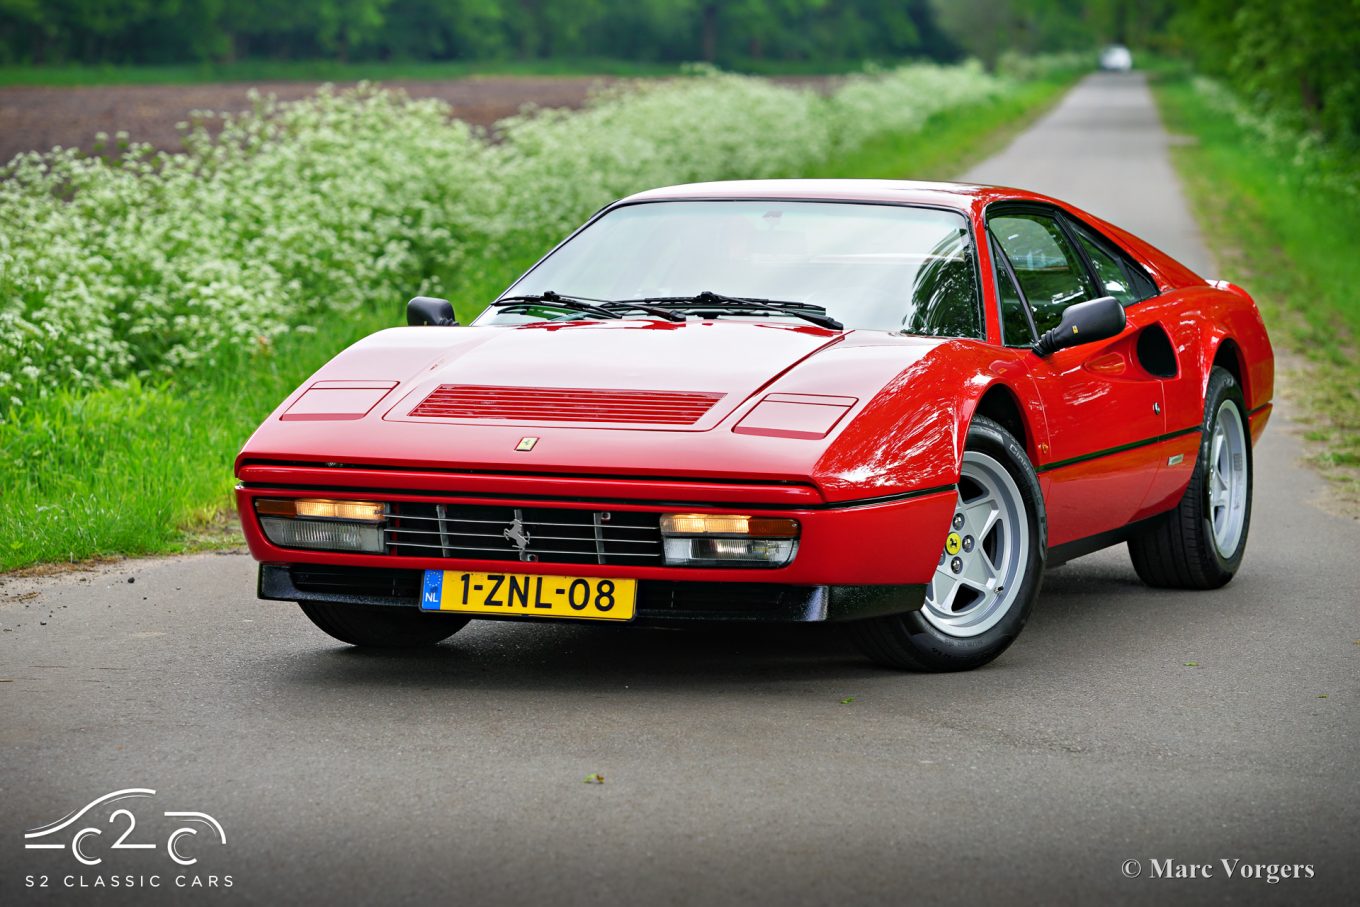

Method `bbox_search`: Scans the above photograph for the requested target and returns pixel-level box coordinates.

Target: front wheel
[847,415,1046,671]
[298,601,469,648]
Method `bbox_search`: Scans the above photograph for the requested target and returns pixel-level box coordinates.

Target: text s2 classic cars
[235,180,1273,671]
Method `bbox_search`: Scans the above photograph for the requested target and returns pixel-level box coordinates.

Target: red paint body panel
[235,179,1274,588]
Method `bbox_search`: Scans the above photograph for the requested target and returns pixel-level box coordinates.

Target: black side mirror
[406,296,458,327]
[1032,295,1125,357]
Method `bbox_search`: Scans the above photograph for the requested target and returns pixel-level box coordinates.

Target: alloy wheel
[922,451,1031,638]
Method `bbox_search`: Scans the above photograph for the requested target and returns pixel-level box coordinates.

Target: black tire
[846,415,1047,672]
[298,601,469,648]
[1128,366,1252,589]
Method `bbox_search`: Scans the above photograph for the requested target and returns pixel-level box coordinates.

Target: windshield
[478,200,983,336]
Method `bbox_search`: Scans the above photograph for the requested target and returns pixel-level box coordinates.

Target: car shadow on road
[269,618,885,692]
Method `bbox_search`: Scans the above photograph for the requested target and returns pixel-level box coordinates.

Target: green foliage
[1171,0,1360,148]
[0,64,1074,570]
[1156,74,1360,507]
[0,0,961,67]
[930,0,1168,67]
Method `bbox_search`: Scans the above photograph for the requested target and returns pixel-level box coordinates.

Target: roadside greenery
[0,62,1080,570]
[1155,73,1360,510]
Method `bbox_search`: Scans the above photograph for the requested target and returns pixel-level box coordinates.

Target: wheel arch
[1210,336,1248,404]
[970,381,1039,464]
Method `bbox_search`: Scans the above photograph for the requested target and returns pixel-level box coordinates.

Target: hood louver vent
[409,385,725,425]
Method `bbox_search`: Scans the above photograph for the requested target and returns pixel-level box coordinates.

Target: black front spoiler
[259,564,923,624]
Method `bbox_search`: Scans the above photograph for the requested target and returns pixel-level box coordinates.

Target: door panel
[989,206,1170,546]
[1026,330,1166,546]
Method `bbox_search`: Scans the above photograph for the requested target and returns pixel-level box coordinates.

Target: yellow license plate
[420,570,636,621]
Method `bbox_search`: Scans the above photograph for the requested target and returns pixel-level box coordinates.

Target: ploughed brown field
[0,76,618,163]
[0,74,836,164]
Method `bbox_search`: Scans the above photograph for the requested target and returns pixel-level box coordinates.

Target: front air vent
[409,385,724,425]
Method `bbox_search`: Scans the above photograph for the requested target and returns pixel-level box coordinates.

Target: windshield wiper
[491,291,623,321]
[617,291,844,330]
[491,291,685,322]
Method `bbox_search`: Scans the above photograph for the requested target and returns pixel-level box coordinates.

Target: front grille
[408,384,724,425]
[386,503,664,566]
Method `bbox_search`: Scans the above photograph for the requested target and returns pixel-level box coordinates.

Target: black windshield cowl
[617,291,845,330]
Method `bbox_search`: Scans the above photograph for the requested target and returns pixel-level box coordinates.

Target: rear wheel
[1128,366,1252,588]
[298,601,469,648]
[847,416,1046,671]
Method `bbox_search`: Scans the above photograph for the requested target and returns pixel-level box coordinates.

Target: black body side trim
[1047,516,1162,567]
[1036,425,1201,474]
[260,564,924,623]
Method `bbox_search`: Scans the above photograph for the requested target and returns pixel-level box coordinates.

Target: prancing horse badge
[515,437,539,452]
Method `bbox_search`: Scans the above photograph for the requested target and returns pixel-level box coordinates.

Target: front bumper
[260,564,925,623]
[236,465,955,621]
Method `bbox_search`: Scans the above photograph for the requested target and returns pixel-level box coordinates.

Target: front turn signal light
[255,498,387,554]
[660,514,799,537]
[660,513,799,568]
[256,498,385,522]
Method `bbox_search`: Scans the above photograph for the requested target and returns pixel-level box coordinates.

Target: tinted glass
[990,212,1097,335]
[993,246,1035,346]
[490,201,982,336]
[1072,223,1137,305]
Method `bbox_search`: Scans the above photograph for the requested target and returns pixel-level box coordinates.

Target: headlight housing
[660,513,799,568]
[256,498,386,553]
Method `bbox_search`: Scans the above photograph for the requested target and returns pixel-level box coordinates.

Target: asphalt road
[2,72,1357,905]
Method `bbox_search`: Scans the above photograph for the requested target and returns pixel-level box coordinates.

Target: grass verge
[0,72,1077,572]
[814,74,1071,181]
[1153,75,1360,513]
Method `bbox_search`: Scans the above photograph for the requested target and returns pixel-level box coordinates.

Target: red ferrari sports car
[235,179,1273,671]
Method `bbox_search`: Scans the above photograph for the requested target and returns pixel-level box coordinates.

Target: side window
[989,212,1097,335]
[1069,220,1157,305]
[903,227,983,339]
[991,237,1035,347]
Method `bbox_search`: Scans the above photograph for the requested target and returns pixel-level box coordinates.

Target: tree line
[939,0,1358,146]
[3,0,1352,146]
[0,1,960,67]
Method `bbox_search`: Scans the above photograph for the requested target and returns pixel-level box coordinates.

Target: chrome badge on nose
[503,513,532,560]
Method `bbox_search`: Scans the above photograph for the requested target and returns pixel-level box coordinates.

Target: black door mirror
[1032,295,1125,357]
[407,296,458,327]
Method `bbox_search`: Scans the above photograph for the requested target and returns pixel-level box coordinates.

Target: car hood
[238,319,972,500]
[380,319,846,429]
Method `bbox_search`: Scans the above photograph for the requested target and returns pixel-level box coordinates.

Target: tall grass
[1155,74,1360,505]
[0,64,1079,570]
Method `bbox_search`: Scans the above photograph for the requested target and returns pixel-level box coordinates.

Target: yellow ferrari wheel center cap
[945,532,963,556]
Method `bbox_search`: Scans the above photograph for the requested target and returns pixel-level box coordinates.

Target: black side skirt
[1047,515,1162,568]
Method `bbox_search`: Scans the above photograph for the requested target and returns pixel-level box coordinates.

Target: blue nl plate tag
[420,570,444,611]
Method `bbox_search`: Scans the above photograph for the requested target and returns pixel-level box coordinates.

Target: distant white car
[1100,45,1133,71]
